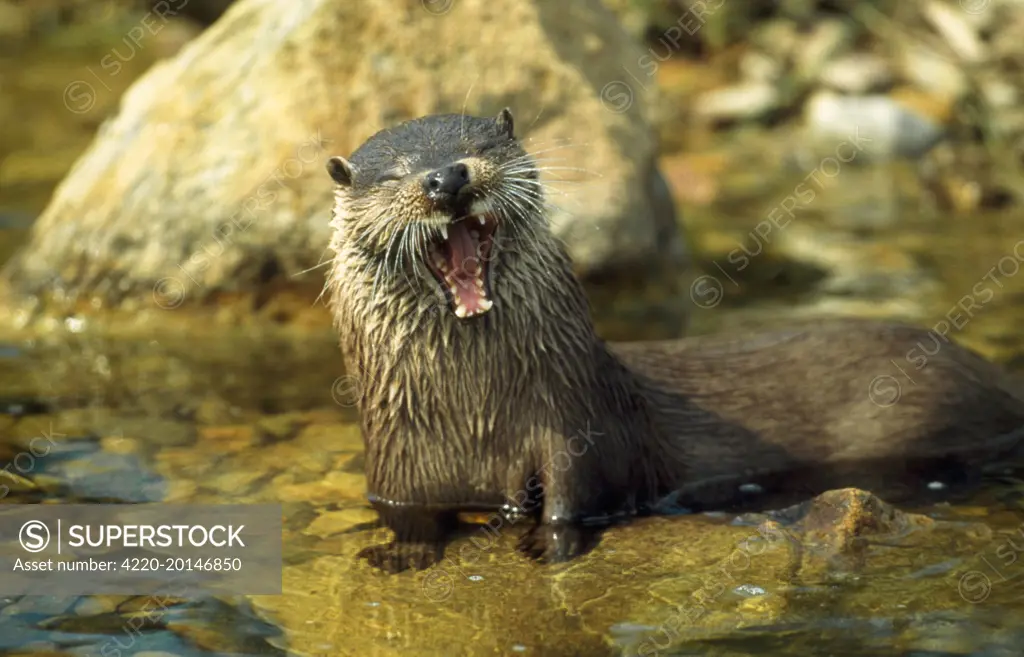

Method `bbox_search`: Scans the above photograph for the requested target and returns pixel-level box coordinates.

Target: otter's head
[326,109,541,320]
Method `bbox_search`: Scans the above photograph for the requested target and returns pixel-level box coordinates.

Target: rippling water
[2,188,1024,655]
[5,23,1024,653]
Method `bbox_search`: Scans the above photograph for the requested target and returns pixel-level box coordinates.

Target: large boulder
[0,0,688,329]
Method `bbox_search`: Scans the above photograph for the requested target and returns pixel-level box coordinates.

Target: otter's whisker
[292,259,333,279]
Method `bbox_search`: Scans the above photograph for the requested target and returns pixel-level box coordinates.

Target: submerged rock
[759,487,936,552]
[0,0,687,328]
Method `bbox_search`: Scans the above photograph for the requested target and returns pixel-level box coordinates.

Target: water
[4,13,1024,654]
[2,191,1024,655]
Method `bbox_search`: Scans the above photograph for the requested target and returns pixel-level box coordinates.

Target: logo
[19,520,51,552]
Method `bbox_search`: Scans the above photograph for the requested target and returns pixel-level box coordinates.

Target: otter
[324,109,1024,573]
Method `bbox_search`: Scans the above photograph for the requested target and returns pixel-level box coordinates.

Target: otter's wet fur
[325,110,1024,573]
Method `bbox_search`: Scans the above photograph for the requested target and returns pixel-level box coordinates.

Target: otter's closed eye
[375,170,404,184]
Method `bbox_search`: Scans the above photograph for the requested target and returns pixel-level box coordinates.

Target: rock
[739,51,783,83]
[694,82,781,123]
[899,44,969,100]
[304,508,378,538]
[793,19,853,83]
[751,19,800,61]
[819,53,893,94]
[803,90,946,160]
[736,488,991,582]
[72,593,129,614]
[196,424,255,452]
[922,0,986,64]
[979,76,1018,110]
[765,488,935,552]
[0,0,688,327]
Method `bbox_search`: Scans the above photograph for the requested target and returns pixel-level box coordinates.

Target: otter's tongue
[445,222,488,316]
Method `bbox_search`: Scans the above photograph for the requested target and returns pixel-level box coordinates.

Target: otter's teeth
[440,225,448,239]
[479,299,493,311]
[455,304,468,318]
[477,215,486,225]
[470,230,480,239]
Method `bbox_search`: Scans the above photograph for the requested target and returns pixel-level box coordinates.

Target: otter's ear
[326,156,355,186]
[496,108,514,139]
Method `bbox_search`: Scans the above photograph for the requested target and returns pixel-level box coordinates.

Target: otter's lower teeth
[479,299,493,311]
[470,230,480,239]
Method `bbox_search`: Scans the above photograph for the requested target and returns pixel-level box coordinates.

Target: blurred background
[3,0,1024,352]
[2,1,1024,656]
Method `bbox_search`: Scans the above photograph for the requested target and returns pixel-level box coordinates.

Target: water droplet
[927,481,946,491]
[738,482,763,494]
[512,645,527,652]
[468,574,483,581]
[733,584,766,597]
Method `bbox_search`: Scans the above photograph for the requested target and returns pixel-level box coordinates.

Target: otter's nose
[422,163,470,201]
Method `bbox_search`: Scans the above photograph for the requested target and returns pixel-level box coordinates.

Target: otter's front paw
[357,541,443,573]
[517,523,588,563]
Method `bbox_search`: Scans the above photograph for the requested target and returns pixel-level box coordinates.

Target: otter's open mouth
[427,214,497,318]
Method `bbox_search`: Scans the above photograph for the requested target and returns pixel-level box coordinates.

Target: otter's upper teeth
[479,299,493,311]
[440,225,448,239]
[477,215,486,225]
[455,304,468,318]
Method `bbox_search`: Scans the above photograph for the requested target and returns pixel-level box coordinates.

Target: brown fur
[325,111,1024,572]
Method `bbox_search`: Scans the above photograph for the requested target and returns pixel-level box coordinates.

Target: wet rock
[294,421,363,453]
[803,90,946,160]
[764,488,935,551]
[196,424,255,453]
[99,434,138,455]
[819,53,893,94]
[98,417,194,448]
[0,596,78,617]
[277,470,365,504]
[0,0,687,326]
[72,595,126,616]
[194,396,243,426]
[210,469,268,496]
[53,451,167,501]
[304,508,378,538]
[256,413,308,444]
